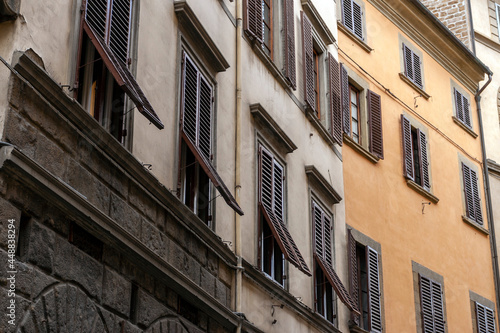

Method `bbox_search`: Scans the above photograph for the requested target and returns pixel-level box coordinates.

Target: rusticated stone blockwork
[0,51,235,332]
[421,0,472,49]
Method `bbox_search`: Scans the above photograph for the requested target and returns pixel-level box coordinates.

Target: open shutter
[418,130,430,191]
[367,90,383,159]
[471,168,483,224]
[352,0,363,40]
[341,64,350,136]
[413,52,423,88]
[324,215,332,267]
[367,247,382,333]
[454,88,464,122]
[283,0,296,89]
[302,11,315,110]
[312,202,333,267]
[348,230,360,325]
[182,53,199,146]
[85,0,108,39]
[329,53,343,146]
[199,76,213,160]
[401,115,414,180]
[109,0,132,64]
[244,0,263,42]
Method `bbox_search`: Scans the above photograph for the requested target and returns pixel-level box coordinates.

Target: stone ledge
[305,107,336,146]
[452,116,478,138]
[338,23,372,53]
[406,179,439,204]
[305,165,342,204]
[462,215,489,235]
[343,134,379,164]
[398,73,431,100]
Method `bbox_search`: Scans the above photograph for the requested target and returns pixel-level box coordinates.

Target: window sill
[349,325,369,333]
[305,107,336,146]
[398,73,430,100]
[406,179,439,204]
[337,22,372,53]
[343,134,379,164]
[250,38,293,91]
[462,215,489,235]
[452,116,478,138]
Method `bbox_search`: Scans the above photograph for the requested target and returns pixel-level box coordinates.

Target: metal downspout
[475,73,500,319]
[235,0,243,331]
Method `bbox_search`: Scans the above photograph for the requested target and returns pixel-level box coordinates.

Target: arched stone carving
[146,317,190,333]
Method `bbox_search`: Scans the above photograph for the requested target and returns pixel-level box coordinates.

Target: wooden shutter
[283,0,296,89]
[403,44,414,81]
[85,0,108,39]
[454,88,465,122]
[348,230,360,325]
[109,0,132,64]
[476,302,496,333]
[312,202,333,267]
[341,64,350,136]
[244,0,263,43]
[417,130,430,191]
[352,0,363,40]
[367,247,382,333]
[401,115,414,180]
[367,90,384,159]
[471,168,483,224]
[259,146,311,276]
[302,11,315,110]
[419,275,445,333]
[462,163,483,224]
[315,254,360,315]
[342,0,353,31]
[463,95,471,127]
[413,52,423,88]
[329,53,343,146]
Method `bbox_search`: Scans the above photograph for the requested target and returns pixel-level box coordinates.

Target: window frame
[470,291,496,333]
[496,3,500,41]
[349,83,361,144]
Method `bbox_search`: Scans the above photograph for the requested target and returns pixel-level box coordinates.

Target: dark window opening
[356,244,369,330]
[15,213,31,260]
[411,127,422,186]
[262,0,272,57]
[313,48,320,117]
[68,222,103,261]
[178,297,200,325]
[349,84,361,144]
[261,212,284,285]
[130,283,139,324]
[315,261,336,323]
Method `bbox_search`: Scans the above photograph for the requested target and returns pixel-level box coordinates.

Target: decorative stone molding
[305,165,342,204]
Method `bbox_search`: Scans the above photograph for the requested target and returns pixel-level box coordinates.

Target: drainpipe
[235,0,243,331]
[466,0,476,55]
[475,73,500,317]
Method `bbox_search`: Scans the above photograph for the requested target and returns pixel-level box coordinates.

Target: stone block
[102,267,132,317]
[189,238,207,267]
[102,243,121,270]
[34,132,68,179]
[215,279,229,307]
[156,207,166,232]
[0,196,21,250]
[129,182,157,222]
[166,287,178,310]
[207,251,218,276]
[140,219,165,258]
[185,255,201,286]
[14,261,57,300]
[110,193,141,237]
[218,261,233,288]
[200,267,216,297]
[3,109,37,158]
[27,220,55,272]
[135,288,170,327]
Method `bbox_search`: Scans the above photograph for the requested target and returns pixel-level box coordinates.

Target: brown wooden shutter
[419,275,445,333]
[348,230,360,325]
[463,95,471,127]
[367,90,384,159]
[417,130,430,191]
[329,53,343,146]
[403,43,414,81]
[244,0,263,43]
[367,247,382,333]
[199,76,213,160]
[471,168,483,224]
[181,53,199,146]
[312,202,333,267]
[401,115,414,180]
[413,52,423,88]
[109,0,132,64]
[302,11,315,111]
[341,64,350,136]
[352,0,363,40]
[283,0,296,89]
[454,88,464,122]
[463,163,475,220]
[342,0,353,31]
[324,215,332,267]
[476,302,496,333]
[85,0,108,39]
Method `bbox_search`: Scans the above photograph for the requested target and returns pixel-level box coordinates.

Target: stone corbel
[0,0,20,22]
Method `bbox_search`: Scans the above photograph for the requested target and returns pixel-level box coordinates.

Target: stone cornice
[475,31,500,54]
[305,165,342,204]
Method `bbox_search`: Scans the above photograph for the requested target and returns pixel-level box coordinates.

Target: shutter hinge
[80,4,85,13]
[210,154,214,161]
[127,58,132,66]
[212,96,215,103]
[283,175,286,180]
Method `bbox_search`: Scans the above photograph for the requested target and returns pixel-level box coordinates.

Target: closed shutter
[312,202,333,267]
[367,247,382,333]
[259,146,311,276]
[341,64,350,136]
[462,163,483,224]
[403,44,414,81]
[283,0,296,89]
[476,302,496,333]
[367,90,384,159]
[413,52,423,88]
[244,0,263,42]
[348,230,360,325]
[454,89,464,122]
[417,130,430,191]
[342,0,353,31]
[302,11,315,111]
[463,95,471,127]
[401,115,414,180]
[352,0,363,40]
[471,168,483,224]
[419,275,445,333]
[329,53,343,146]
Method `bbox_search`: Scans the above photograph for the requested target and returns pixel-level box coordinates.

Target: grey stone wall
[0,57,234,332]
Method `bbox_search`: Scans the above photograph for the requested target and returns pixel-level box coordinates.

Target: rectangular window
[262,0,272,57]
[258,145,311,281]
[462,162,483,224]
[419,275,446,333]
[402,43,423,89]
[496,4,500,41]
[75,0,163,143]
[313,48,321,117]
[342,0,364,40]
[401,115,430,191]
[349,84,360,143]
[454,88,472,128]
[475,302,496,333]
[348,230,382,332]
[179,52,243,221]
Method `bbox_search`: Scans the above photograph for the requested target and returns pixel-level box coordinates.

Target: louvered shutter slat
[324,215,332,267]
[367,247,382,333]
[477,303,487,333]
[273,162,284,221]
[418,130,430,191]
[348,230,360,325]
[342,0,354,31]
[182,55,199,146]
[455,89,464,122]
[313,203,324,259]
[329,53,343,145]
[463,163,475,221]
[283,0,296,89]
[413,53,423,88]
[85,0,108,40]
[199,77,213,160]
[471,169,483,224]
[368,90,384,159]
[419,275,434,333]
[245,0,263,43]
[486,305,496,333]
[109,0,131,64]
[260,148,274,211]
[463,96,471,127]
[341,64,350,135]
[352,1,363,39]
[401,115,414,180]
[431,281,445,333]
[403,44,414,81]
[302,12,315,111]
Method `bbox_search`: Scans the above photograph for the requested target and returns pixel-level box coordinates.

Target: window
[340,65,384,159]
[258,145,311,284]
[462,162,483,224]
[75,0,163,145]
[244,0,296,89]
[402,43,423,89]
[496,3,500,40]
[348,229,383,332]
[401,115,430,191]
[475,302,496,333]
[178,52,243,223]
[341,0,364,40]
[313,48,321,116]
[454,88,472,128]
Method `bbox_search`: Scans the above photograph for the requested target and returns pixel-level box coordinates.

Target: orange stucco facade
[339,0,496,331]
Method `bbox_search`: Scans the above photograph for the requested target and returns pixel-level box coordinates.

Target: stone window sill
[343,134,379,164]
[398,73,430,100]
[306,107,336,146]
[452,116,478,138]
[406,179,439,204]
[349,325,369,333]
[462,215,489,235]
[338,22,372,53]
